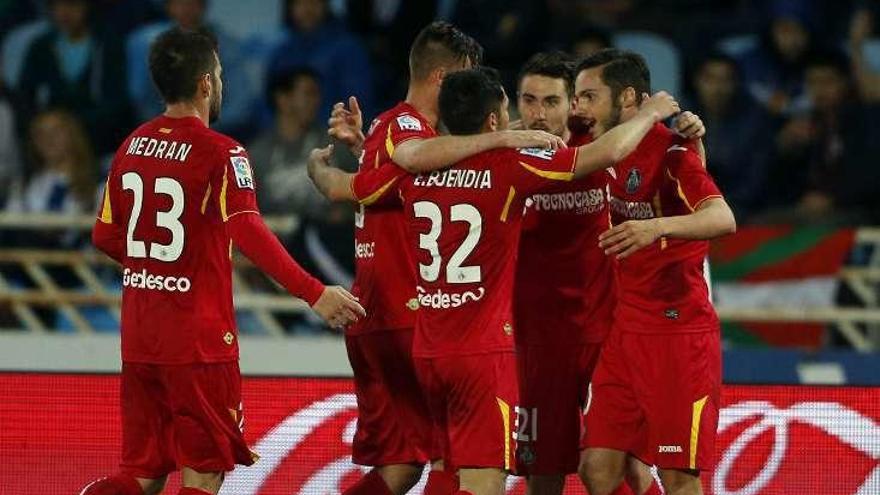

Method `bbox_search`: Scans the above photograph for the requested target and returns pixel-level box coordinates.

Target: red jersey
[608,124,723,333]
[399,146,580,358]
[347,102,436,334]
[97,115,259,364]
[514,130,614,346]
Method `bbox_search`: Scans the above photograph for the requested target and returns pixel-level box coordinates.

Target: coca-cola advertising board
[1,374,877,494]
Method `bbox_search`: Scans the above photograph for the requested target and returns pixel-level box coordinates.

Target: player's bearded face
[574,67,621,138]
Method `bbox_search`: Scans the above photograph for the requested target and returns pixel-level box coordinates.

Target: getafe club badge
[626,168,642,194]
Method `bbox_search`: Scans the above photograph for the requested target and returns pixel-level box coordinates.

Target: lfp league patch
[230,156,254,189]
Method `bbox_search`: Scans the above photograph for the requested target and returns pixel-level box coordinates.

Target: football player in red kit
[307,22,564,495]
[398,66,680,495]
[81,29,364,495]
[513,51,704,495]
[575,49,736,495]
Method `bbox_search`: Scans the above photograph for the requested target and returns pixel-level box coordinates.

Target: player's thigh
[635,331,721,472]
[164,362,256,474]
[120,362,176,479]
[659,468,703,495]
[516,343,590,475]
[582,330,644,455]
[440,352,517,472]
[459,467,507,495]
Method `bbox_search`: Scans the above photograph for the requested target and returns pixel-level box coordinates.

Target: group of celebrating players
[83,19,735,495]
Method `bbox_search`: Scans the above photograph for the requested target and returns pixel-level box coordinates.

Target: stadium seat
[613,31,682,95]
[2,20,49,88]
[717,33,759,57]
[207,0,280,40]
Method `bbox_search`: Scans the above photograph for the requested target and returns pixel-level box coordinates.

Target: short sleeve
[351,161,407,206]
[215,144,260,221]
[386,113,434,155]
[512,147,578,195]
[665,143,722,211]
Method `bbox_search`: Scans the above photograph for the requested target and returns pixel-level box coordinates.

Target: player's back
[105,115,255,364]
[399,145,579,358]
[348,102,437,334]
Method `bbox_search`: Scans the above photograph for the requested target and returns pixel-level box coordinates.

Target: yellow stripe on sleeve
[219,167,229,221]
[98,178,113,224]
[519,161,574,181]
[690,395,709,470]
[500,186,516,222]
[385,125,395,158]
[358,176,400,206]
[496,397,512,471]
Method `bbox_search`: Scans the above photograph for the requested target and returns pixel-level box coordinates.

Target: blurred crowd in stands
[1,0,879,286]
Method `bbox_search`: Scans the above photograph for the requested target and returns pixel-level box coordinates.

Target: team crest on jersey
[626,168,642,194]
[231,156,254,189]
[396,114,422,131]
[518,147,556,160]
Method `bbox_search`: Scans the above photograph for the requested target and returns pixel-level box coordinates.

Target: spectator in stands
[848,6,880,104]
[127,0,256,138]
[268,0,374,120]
[249,67,356,287]
[0,66,23,207]
[569,26,613,58]
[686,53,772,221]
[16,0,130,155]
[769,51,880,223]
[4,110,97,248]
[737,0,816,116]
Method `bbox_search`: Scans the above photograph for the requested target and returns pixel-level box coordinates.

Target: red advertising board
[1,374,877,494]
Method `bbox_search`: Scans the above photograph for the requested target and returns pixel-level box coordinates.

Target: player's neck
[164,102,209,127]
[404,85,439,128]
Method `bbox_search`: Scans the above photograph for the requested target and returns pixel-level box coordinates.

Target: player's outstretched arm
[599,198,736,259]
[226,212,365,328]
[572,91,680,178]
[392,130,567,174]
[307,145,357,203]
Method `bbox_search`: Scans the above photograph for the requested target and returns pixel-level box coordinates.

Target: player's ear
[199,73,212,99]
[433,67,447,87]
[620,86,637,109]
[486,111,499,132]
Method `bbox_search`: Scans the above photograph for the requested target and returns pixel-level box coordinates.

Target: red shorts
[515,342,602,475]
[120,361,256,479]
[582,328,721,471]
[415,352,518,472]
[345,329,435,466]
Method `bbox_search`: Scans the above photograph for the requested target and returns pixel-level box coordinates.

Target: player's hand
[328,96,365,152]
[638,91,680,122]
[312,285,366,329]
[598,219,663,259]
[499,130,567,150]
[306,145,333,180]
[673,111,705,139]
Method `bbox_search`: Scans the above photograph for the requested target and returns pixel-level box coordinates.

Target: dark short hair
[148,27,219,104]
[518,51,576,98]
[267,66,321,105]
[695,51,741,79]
[409,21,484,82]
[439,67,504,135]
[577,48,651,103]
[572,25,612,51]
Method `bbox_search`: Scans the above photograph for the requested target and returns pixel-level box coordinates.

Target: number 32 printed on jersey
[413,201,482,284]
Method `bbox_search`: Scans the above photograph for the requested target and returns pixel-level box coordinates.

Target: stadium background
[0,0,878,493]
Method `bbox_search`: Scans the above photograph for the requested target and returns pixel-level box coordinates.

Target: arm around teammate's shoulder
[572,91,681,178]
[391,130,566,174]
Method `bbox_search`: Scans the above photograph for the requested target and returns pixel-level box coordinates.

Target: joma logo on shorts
[659,445,683,453]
